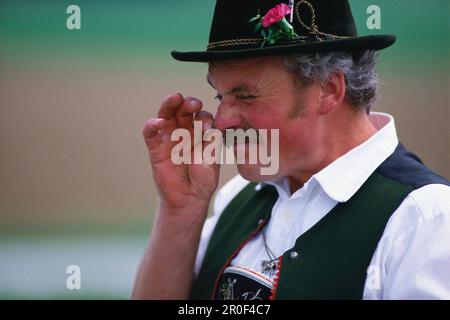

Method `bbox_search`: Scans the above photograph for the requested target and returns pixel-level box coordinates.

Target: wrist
[159,200,210,216]
[157,203,209,223]
[153,205,208,243]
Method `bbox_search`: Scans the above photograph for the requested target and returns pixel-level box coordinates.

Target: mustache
[220,128,268,145]
[221,127,254,140]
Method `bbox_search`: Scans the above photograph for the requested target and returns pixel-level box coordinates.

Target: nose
[214,102,242,132]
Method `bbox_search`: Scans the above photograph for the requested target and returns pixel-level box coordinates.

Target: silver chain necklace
[260,225,279,276]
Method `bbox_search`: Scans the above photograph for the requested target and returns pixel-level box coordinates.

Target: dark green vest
[190,144,449,299]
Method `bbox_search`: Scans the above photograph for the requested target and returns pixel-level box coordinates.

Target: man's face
[207,56,323,182]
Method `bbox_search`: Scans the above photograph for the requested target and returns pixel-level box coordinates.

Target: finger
[195,111,222,164]
[194,110,214,131]
[142,118,165,150]
[143,118,165,139]
[157,93,184,120]
[175,97,203,129]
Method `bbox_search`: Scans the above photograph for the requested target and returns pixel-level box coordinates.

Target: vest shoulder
[377,143,450,189]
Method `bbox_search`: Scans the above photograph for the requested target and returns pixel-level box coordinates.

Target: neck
[288,109,377,193]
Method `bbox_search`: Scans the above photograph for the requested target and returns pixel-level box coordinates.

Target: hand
[142,93,220,213]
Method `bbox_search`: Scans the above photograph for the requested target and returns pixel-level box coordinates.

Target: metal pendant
[261,259,278,276]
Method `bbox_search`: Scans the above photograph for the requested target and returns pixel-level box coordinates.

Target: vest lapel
[190,183,278,299]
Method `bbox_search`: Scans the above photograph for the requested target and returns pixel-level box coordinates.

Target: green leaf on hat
[278,18,293,32]
[254,22,262,32]
[248,16,260,23]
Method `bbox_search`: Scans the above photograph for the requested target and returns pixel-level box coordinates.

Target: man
[132,0,450,299]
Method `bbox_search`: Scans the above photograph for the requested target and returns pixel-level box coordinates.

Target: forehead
[207,56,284,89]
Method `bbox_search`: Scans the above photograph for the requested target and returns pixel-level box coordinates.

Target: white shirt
[195,112,450,300]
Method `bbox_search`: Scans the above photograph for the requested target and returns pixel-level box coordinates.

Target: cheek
[280,128,305,151]
[241,110,283,129]
[278,121,317,159]
[240,103,288,129]
[241,107,314,150]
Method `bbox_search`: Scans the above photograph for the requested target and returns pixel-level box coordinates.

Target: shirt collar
[259,112,399,203]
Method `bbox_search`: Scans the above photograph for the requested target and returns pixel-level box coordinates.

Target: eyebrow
[206,74,255,94]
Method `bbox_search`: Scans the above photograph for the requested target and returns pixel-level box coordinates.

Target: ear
[318,72,346,115]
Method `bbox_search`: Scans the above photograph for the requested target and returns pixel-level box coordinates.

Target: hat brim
[171,35,396,62]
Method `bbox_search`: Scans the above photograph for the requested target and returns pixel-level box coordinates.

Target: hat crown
[208,0,357,50]
[171,0,396,62]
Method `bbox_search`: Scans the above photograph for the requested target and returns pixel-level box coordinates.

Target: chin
[236,163,280,182]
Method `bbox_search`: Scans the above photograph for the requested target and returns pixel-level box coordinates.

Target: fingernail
[190,99,201,107]
[203,121,212,131]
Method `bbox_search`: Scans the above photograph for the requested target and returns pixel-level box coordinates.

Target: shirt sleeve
[363,183,450,299]
[193,175,251,277]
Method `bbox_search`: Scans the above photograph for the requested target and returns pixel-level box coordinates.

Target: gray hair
[281,50,379,111]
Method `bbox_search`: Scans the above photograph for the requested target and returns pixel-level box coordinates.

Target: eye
[214,94,223,102]
[236,94,256,101]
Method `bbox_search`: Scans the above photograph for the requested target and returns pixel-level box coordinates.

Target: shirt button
[289,251,299,260]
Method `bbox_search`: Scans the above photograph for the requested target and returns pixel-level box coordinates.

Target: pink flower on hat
[262,3,292,27]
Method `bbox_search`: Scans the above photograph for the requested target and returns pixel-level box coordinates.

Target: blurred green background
[0,0,448,299]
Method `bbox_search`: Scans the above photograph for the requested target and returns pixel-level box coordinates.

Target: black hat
[171,0,396,62]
